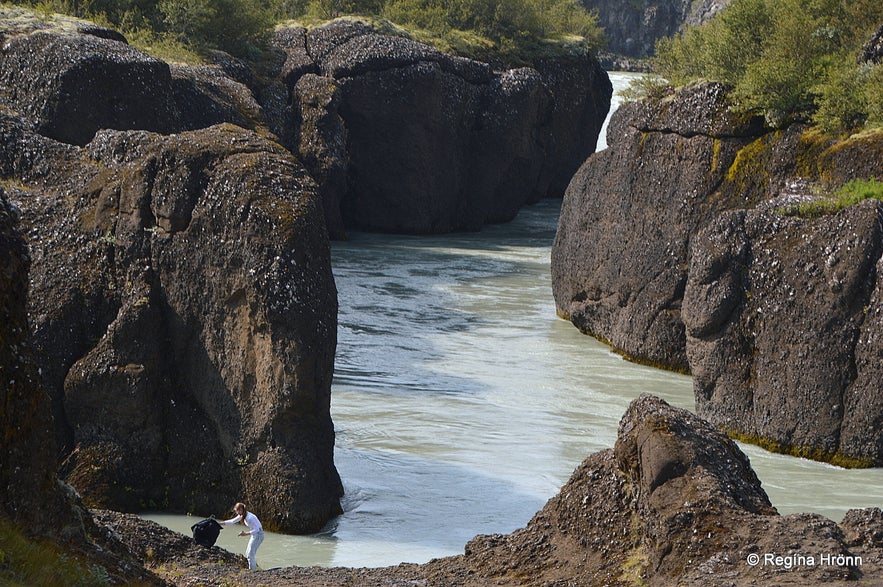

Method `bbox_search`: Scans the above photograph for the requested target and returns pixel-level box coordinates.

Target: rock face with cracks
[20,124,341,533]
[552,76,883,466]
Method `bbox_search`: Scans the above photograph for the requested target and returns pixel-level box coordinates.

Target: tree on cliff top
[653,0,883,132]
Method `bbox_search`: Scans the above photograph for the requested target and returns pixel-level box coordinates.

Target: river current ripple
[146,72,883,569]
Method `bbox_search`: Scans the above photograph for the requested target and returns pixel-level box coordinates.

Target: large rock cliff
[1,191,167,584]
[552,79,883,466]
[0,10,342,532]
[10,120,343,533]
[552,82,765,371]
[274,20,612,237]
[583,0,731,62]
[1,7,610,531]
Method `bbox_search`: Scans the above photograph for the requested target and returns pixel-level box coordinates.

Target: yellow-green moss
[795,128,834,178]
[619,546,649,587]
[583,327,692,376]
[727,430,875,469]
[710,137,722,176]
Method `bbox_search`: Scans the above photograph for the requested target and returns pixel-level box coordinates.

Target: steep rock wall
[552,82,765,371]
[583,0,731,60]
[553,80,883,466]
[0,8,611,532]
[685,201,883,466]
[276,20,612,236]
[12,124,342,532]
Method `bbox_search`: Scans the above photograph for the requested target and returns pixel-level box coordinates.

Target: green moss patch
[726,430,875,469]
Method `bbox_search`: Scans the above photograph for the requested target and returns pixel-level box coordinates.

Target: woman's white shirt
[220,511,263,535]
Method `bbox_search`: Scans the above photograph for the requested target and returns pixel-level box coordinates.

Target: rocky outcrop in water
[552,79,883,466]
[584,0,731,63]
[552,82,765,371]
[1,11,343,530]
[99,395,883,586]
[275,20,612,236]
[15,122,342,533]
[685,199,883,467]
[1,5,610,532]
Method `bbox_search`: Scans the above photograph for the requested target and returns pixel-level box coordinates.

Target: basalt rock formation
[0,190,74,531]
[16,122,342,533]
[552,82,766,372]
[583,0,731,64]
[0,5,610,533]
[1,10,343,530]
[552,78,883,467]
[274,19,612,236]
[99,395,883,586]
[2,191,167,584]
[685,197,883,467]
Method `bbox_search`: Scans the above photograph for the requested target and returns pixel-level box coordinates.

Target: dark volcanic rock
[129,395,883,586]
[2,190,167,584]
[0,189,70,529]
[449,396,869,586]
[19,123,341,533]
[0,29,181,145]
[552,82,766,371]
[553,79,883,465]
[277,20,611,234]
[685,201,883,466]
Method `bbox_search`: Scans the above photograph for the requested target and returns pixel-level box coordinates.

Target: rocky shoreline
[552,76,883,467]
[92,396,883,586]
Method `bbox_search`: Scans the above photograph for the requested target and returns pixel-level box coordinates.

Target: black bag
[191,517,222,547]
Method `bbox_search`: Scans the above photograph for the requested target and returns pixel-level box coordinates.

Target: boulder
[19,123,341,533]
[685,201,883,466]
[0,28,181,145]
[551,82,766,371]
[276,20,611,234]
[451,395,874,586]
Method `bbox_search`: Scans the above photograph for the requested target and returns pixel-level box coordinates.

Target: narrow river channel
[146,72,883,570]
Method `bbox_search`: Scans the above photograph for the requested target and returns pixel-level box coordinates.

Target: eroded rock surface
[552,82,765,371]
[277,20,612,236]
[552,75,883,466]
[14,123,342,533]
[97,395,883,586]
[685,201,883,466]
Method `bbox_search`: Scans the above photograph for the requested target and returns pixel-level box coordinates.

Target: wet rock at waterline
[552,82,766,372]
[94,395,883,586]
[552,77,883,467]
[14,122,341,533]
[685,201,883,467]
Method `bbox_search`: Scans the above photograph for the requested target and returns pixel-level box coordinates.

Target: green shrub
[651,0,883,132]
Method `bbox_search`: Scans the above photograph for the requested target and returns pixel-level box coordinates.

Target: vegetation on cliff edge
[8,0,603,64]
[650,0,883,133]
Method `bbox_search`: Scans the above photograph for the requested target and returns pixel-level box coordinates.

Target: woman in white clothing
[220,502,264,570]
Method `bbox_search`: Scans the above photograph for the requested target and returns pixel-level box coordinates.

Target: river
[145,72,883,570]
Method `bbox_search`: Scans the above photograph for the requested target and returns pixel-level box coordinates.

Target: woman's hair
[233,502,247,524]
